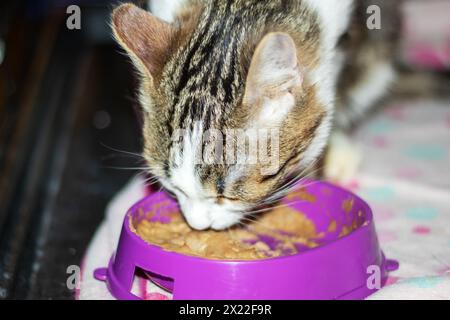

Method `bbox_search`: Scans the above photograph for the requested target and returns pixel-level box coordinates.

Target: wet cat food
[131,204,318,260]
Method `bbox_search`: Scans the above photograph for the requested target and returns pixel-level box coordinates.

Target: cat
[111,0,400,230]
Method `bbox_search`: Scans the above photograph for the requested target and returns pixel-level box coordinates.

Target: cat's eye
[203,195,239,203]
[216,196,240,202]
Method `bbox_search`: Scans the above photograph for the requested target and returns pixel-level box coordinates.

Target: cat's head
[111,3,337,230]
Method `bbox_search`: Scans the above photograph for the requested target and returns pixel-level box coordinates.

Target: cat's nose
[180,201,212,230]
[187,216,211,230]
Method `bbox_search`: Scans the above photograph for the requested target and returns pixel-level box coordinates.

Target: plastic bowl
[94,180,398,299]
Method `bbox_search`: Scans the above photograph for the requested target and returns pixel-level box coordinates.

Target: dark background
[0,0,147,299]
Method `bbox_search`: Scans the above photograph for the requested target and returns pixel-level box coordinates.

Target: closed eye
[173,185,239,202]
[210,196,240,202]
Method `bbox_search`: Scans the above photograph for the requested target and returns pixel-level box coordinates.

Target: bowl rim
[123,180,374,264]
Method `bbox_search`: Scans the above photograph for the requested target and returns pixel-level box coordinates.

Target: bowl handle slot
[384,259,400,272]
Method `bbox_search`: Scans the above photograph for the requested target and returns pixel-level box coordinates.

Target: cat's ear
[111,3,173,81]
[243,32,303,125]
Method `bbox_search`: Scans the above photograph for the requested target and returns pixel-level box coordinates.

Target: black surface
[0,2,143,299]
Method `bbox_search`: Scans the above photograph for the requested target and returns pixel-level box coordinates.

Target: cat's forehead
[160,52,245,129]
[158,3,248,112]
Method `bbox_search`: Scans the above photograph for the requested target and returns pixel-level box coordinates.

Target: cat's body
[112,0,400,230]
[335,0,401,128]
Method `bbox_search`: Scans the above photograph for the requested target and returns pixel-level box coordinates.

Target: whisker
[239,216,282,233]
[243,200,306,216]
[282,169,324,194]
[262,158,322,203]
[144,176,160,182]
[100,153,146,162]
[145,180,161,187]
[99,142,144,159]
[277,157,320,189]
[262,163,324,205]
[258,179,321,208]
[102,166,151,171]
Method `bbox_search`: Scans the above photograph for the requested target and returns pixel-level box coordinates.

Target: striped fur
[112,0,353,229]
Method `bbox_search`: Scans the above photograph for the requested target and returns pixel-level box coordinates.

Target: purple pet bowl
[94,180,398,300]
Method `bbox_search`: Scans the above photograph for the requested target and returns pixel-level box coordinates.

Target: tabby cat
[111,0,400,230]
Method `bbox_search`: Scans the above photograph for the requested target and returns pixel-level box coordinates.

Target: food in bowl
[131,196,319,260]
